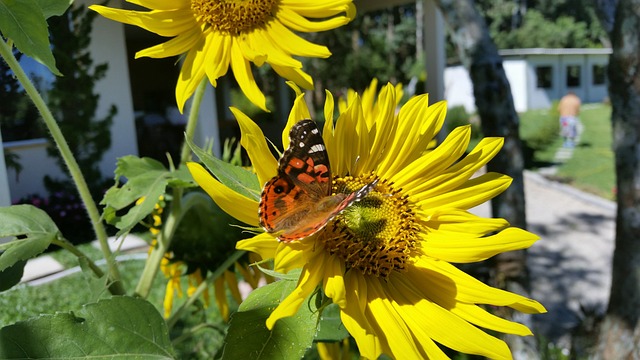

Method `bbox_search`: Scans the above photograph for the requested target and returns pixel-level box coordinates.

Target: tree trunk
[594,0,640,357]
[431,0,534,358]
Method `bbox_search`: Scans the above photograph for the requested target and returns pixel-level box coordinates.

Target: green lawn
[520,103,615,199]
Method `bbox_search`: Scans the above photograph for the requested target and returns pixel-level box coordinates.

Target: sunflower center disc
[191,0,278,34]
[322,175,418,278]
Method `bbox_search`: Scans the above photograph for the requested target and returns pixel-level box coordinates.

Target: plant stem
[52,237,105,279]
[167,250,245,330]
[0,38,125,295]
[134,78,208,298]
[180,79,207,164]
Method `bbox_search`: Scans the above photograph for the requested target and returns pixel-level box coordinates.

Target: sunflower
[89,0,355,112]
[188,83,546,359]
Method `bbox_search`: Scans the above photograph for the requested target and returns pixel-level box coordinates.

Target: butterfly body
[259,120,377,242]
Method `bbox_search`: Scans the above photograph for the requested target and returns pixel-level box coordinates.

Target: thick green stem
[167,250,245,330]
[0,38,125,295]
[180,79,207,164]
[134,79,208,298]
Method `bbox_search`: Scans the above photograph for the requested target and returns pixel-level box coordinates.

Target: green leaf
[0,296,175,359]
[222,278,318,359]
[0,205,60,272]
[101,155,194,236]
[37,0,72,18]
[0,0,61,75]
[314,303,349,342]
[0,260,26,292]
[187,136,261,201]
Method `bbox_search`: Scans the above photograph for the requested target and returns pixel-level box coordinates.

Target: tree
[593,0,640,357]
[46,4,116,197]
[432,0,535,357]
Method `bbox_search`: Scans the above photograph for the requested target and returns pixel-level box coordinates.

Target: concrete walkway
[472,170,615,347]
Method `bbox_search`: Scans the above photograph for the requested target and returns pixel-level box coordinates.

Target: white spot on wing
[309,144,325,153]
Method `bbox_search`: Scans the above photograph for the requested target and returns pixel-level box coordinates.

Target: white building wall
[87,0,138,177]
[444,65,475,113]
[526,55,557,110]
[503,60,528,113]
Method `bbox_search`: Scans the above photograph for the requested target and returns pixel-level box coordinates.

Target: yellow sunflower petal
[322,255,347,308]
[236,233,278,260]
[277,6,353,32]
[267,20,332,58]
[271,65,314,90]
[391,125,471,189]
[273,241,311,273]
[203,32,231,85]
[186,162,259,226]
[89,6,195,37]
[127,0,189,11]
[388,275,513,360]
[175,43,207,112]
[411,257,546,314]
[135,28,201,58]
[282,94,312,149]
[230,40,268,112]
[365,279,425,358]
[230,108,278,185]
[422,209,510,236]
[266,254,327,329]
[340,271,384,359]
[423,227,539,263]
[416,172,512,210]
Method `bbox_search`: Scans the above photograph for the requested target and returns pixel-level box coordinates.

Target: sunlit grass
[520,103,614,199]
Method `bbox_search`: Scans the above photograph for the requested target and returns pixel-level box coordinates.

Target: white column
[0,130,12,206]
[194,84,221,157]
[423,0,446,104]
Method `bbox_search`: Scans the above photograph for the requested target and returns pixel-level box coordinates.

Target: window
[536,66,553,89]
[566,65,581,87]
[592,64,606,85]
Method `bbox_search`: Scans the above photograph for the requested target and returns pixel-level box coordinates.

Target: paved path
[472,170,615,347]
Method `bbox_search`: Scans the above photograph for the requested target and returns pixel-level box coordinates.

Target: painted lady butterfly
[258,120,378,242]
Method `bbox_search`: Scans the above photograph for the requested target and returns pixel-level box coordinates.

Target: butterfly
[258,119,378,242]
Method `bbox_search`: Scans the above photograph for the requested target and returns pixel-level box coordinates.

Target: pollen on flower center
[191,0,278,34]
[321,174,419,278]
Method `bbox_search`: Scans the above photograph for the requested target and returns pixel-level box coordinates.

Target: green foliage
[45,4,116,197]
[520,101,560,151]
[303,4,420,95]
[496,10,601,49]
[0,205,60,271]
[222,274,318,359]
[187,137,261,201]
[0,296,175,359]
[314,303,349,342]
[0,0,66,75]
[101,155,194,236]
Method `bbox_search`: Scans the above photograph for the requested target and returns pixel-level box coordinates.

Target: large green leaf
[222,276,318,359]
[37,0,72,18]
[187,137,261,201]
[0,205,60,272]
[0,0,61,75]
[101,155,194,236]
[0,296,175,358]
